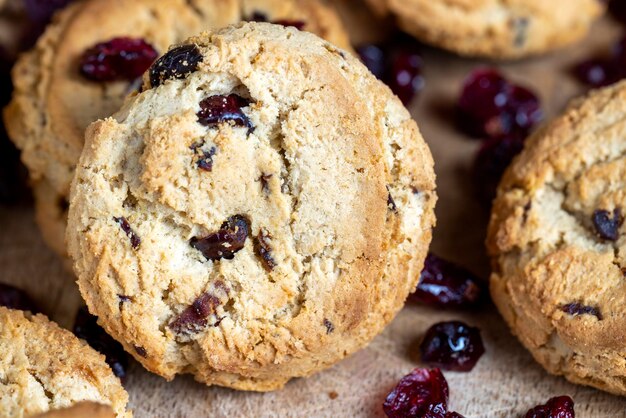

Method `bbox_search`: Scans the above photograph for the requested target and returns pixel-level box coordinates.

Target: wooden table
[2,13,626,418]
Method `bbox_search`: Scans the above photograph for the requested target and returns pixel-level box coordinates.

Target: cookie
[364,0,605,59]
[4,0,351,260]
[33,180,70,262]
[66,22,437,391]
[33,402,115,418]
[0,307,130,417]
[487,81,626,396]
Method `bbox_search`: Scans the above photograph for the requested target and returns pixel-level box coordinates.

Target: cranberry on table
[473,135,525,205]
[457,68,542,140]
[80,37,158,82]
[525,396,575,418]
[73,306,129,382]
[420,321,485,372]
[574,36,626,87]
[383,368,449,418]
[356,33,425,105]
[0,283,39,313]
[410,253,483,309]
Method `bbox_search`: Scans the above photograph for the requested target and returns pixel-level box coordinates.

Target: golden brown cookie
[4,0,351,261]
[66,22,436,391]
[0,307,130,417]
[365,0,605,59]
[488,81,626,396]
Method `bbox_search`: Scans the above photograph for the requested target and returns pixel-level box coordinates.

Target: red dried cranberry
[409,254,483,309]
[80,37,158,82]
[190,144,216,172]
[113,217,141,249]
[383,368,449,418]
[190,215,250,261]
[197,94,252,130]
[560,303,602,320]
[254,229,276,271]
[525,396,575,418]
[420,321,485,372]
[472,135,525,205]
[73,306,128,382]
[388,47,424,105]
[458,68,542,140]
[0,283,39,313]
[169,292,222,335]
[149,44,203,87]
[592,208,622,241]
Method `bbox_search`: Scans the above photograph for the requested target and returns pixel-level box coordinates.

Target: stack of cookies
[1,0,622,416]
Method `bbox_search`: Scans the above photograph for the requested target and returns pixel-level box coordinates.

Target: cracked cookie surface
[0,307,130,418]
[487,81,626,396]
[364,0,604,59]
[3,0,351,261]
[66,23,437,391]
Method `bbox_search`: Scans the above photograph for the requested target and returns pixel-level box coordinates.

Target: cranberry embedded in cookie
[80,37,158,82]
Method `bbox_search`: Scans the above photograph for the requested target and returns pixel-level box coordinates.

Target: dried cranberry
[169,292,222,335]
[574,36,626,87]
[458,68,542,140]
[387,47,424,105]
[560,303,602,320]
[592,208,622,241]
[254,229,276,271]
[356,45,386,80]
[525,396,575,418]
[190,215,250,261]
[472,135,525,205]
[324,319,334,334]
[114,217,141,249]
[420,321,485,372]
[409,254,483,309]
[79,37,158,82]
[149,44,203,87]
[73,306,128,382]
[383,368,451,418]
[0,283,39,313]
[190,144,216,172]
[197,94,252,130]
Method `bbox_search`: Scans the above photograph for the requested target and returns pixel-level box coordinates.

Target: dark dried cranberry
[387,187,397,212]
[561,303,602,320]
[254,229,276,271]
[525,396,575,418]
[383,368,449,418]
[410,254,483,309]
[149,44,203,87]
[420,321,485,372]
[114,217,141,249]
[190,144,216,172]
[197,94,253,130]
[190,215,250,261]
[388,47,424,105]
[134,346,147,357]
[592,208,622,241]
[169,292,221,335]
[79,37,158,82]
[73,306,128,381]
[356,45,386,80]
[0,283,39,313]
[574,36,626,87]
[472,135,525,205]
[324,319,334,334]
[458,68,542,140]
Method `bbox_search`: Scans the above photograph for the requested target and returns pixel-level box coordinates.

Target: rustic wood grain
[1,13,626,418]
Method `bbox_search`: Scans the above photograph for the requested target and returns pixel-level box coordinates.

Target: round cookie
[4,0,351,260]
[67,23,436,391]
[0,307,130,417]
[488,81,626,396]
[364,0,605,59]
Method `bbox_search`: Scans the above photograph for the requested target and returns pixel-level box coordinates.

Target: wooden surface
[2,14,626,418]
